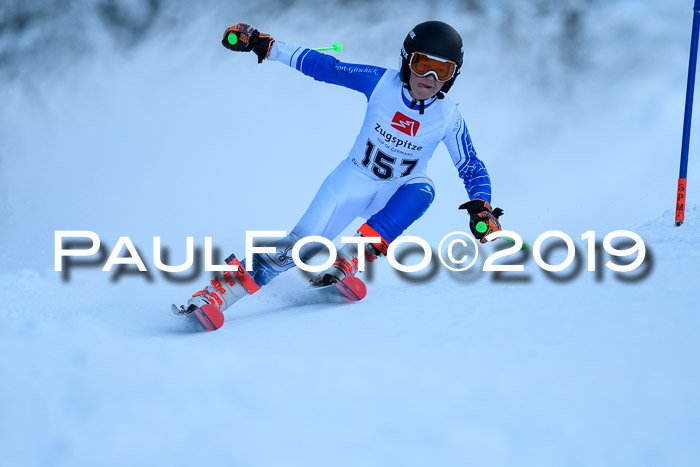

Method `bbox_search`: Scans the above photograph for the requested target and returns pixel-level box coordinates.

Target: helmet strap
[404,83,445,112]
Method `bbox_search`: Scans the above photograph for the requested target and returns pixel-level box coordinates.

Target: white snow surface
[1,1,699,466]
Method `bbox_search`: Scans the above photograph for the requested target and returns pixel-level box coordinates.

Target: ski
[171,303,225,331]
[312,275,367,302]
[172,275,366,332]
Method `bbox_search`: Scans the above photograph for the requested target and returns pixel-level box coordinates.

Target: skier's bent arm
[267,42,386,100]
[442,109,492,204]
[442,109,504,244]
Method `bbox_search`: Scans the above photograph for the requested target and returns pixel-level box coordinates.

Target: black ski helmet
[400,21,464,94]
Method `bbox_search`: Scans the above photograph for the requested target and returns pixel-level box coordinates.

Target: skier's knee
[366,182,435,243]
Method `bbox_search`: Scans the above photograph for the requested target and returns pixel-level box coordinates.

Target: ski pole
[476,221,530,250]
[226,33,342,53]
[676,0,700,226]
[312,43,343,52]
[500,235,530,250]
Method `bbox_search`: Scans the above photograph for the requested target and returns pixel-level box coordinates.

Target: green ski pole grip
[227,33,238,46]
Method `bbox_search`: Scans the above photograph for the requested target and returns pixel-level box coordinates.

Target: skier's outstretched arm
[222,22,386,100]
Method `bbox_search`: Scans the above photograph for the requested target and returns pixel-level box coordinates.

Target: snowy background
[1,0,699,466]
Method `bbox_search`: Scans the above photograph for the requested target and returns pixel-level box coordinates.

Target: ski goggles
[408,52,458,82]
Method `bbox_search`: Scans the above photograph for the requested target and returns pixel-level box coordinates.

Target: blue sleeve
[271,43,385,100]
[443,111,492,204]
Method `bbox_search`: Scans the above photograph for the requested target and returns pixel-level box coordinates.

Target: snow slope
[1,1,699,466]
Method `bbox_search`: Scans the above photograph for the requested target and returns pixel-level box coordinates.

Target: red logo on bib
[391,112,420,136]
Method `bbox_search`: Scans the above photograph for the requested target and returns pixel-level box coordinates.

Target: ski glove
[222,23,275,64]
[459,199,504,243]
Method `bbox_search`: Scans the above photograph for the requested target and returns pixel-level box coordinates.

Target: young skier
[175,20,503,320]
